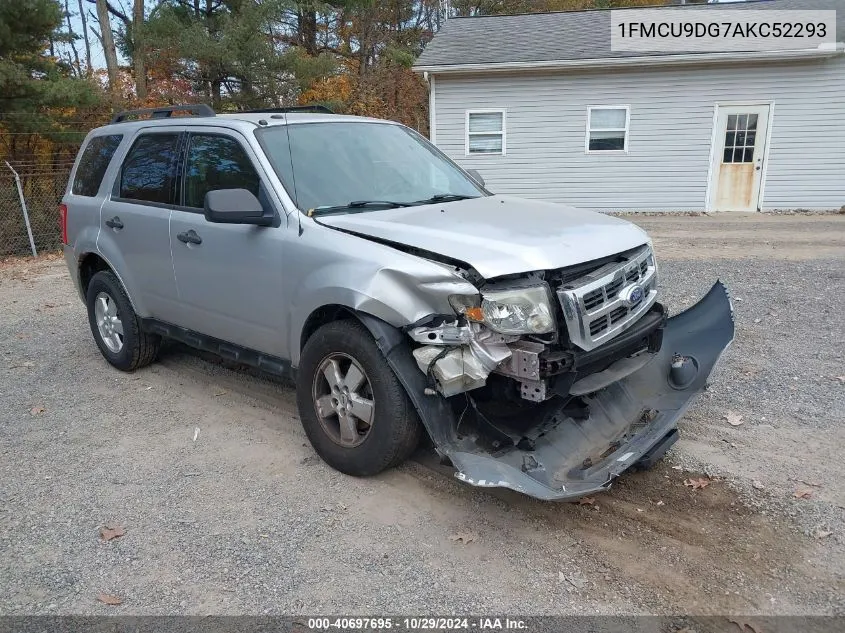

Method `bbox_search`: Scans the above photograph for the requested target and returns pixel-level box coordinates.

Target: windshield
[256,121,485,213]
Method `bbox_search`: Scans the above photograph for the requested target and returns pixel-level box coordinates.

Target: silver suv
[62,105,734,501]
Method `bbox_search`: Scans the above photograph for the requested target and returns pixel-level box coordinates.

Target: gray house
[414,0,845,212]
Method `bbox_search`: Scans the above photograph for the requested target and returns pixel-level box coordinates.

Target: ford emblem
[620,284,644,307]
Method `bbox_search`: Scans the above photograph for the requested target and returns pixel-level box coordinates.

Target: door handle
[176,229,202,245]
[105,216,123,230]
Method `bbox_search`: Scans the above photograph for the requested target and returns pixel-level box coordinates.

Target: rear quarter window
[72,134,123,196]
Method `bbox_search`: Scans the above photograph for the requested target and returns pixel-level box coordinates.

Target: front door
[709,105,770,212]
[169,129,287,357]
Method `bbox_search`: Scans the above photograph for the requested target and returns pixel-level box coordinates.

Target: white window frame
[465,109,507,156]
[585,105,630,154]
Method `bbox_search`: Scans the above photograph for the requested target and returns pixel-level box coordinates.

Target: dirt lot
[1,214,844,616]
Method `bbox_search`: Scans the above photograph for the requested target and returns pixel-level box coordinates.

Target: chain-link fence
[1,164,72,258]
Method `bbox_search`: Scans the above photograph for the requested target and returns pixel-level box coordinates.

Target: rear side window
[72,135,122,196]
[184,134,260,208]
[119,133,181,204]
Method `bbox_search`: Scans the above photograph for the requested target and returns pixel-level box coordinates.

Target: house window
[586,106,629,153]
[466,110,505,155]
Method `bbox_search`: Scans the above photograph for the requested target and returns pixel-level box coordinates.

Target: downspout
[424,71,437,145]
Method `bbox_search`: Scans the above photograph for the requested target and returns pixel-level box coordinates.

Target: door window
[119,133,181,204]
[723,114,758,163]
[184,134,260,209]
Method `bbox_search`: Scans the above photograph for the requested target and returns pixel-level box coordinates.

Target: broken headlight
[450,286,555,335]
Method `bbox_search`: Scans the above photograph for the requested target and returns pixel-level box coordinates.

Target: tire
[296,320,422,476]
[86,270,161,371]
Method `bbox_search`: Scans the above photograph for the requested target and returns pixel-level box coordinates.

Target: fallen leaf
[793,488,814,499]
[728,617,762,633]
[99,525,126,541]
[578,497,595,506]
[724,411,744,426]
[449,532,477,544]
[813,528,833,539]
[97,593,122,605]
[29,406,45,415]
[684,477,711,490]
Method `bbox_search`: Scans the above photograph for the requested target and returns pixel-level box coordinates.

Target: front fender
[288,263,476,367]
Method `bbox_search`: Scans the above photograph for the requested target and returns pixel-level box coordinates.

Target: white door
[709,105,770,212]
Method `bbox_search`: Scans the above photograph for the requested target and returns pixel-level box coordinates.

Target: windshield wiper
[414,193,478,204]
[309,200,411,216]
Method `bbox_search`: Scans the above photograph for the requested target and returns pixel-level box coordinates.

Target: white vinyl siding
[432,57,845,211]
[466,110,506,155]
[586,106,629,153]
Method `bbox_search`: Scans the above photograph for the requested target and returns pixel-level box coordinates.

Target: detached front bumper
[360,281,734,502]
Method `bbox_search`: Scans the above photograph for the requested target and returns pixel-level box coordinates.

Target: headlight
[446,285,554,336]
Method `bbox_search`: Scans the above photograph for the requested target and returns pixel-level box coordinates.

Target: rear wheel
[86,270,161,371]
[296,320,421,476]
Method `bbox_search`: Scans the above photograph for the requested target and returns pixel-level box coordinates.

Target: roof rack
[111,104,216,124]
[243,105,333,114]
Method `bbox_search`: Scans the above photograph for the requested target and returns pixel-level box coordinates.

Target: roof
[415,0,845,71]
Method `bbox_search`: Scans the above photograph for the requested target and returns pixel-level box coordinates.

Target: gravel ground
[0,214,843,616]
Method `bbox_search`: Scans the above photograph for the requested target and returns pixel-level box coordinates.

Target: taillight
[59,203,68,245]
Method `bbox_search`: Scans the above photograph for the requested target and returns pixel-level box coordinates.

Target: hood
[315,195,650,279]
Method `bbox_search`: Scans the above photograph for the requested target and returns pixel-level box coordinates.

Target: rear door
[169,127,286,356]
[98,128,184,320]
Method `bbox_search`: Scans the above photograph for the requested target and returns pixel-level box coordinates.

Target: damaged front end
[359,245,734,502]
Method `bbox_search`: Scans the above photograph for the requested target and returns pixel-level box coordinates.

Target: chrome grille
[556,245,658,351]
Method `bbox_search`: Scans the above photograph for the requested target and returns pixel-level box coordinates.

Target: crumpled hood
[315,195,650,279]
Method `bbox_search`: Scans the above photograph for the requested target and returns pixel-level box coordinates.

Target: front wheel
[296,320,422,476]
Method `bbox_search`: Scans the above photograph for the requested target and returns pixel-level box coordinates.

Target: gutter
[414,44,844,74]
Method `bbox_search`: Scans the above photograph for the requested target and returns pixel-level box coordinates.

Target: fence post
[4,161,37,257]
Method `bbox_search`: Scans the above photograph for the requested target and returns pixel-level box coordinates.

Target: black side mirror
[467,168,485,188]
[204,189,272,226]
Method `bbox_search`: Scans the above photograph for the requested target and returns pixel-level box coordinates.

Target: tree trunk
[77,0,93,76]
[297,7,318,55]
[133,0,146,101]
[95,0,120,99]
[211,78,221,109]
[64,0,82,76]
